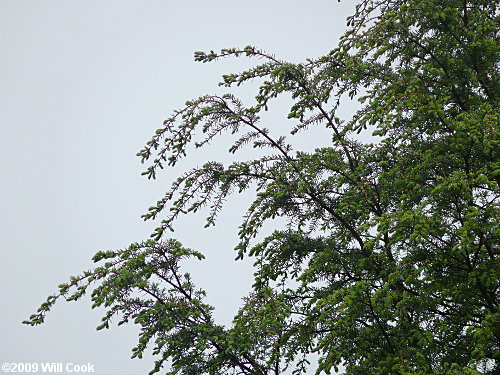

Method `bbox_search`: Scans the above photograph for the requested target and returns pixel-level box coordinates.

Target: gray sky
[0,1,357,374]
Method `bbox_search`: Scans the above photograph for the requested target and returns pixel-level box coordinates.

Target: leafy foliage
[26,0,499,374]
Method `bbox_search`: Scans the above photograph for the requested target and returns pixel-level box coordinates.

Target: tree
[25,0,499,374]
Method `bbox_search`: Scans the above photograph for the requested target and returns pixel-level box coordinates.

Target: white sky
[0,1,357,374]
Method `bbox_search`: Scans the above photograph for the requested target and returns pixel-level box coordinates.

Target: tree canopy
[25,0,499,374]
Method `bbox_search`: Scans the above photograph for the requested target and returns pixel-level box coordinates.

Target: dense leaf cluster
[26,0,498,374]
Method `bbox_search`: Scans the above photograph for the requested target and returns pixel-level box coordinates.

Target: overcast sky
[0,1,357,374]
